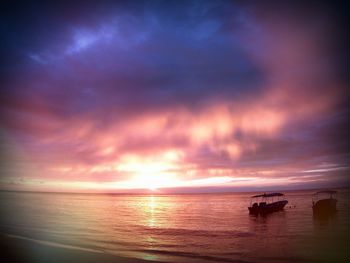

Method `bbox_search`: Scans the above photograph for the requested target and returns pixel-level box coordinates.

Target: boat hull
[313,199,337,215]
[248,200,288,215]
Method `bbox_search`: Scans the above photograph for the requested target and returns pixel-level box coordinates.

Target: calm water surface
[0,189,349,263]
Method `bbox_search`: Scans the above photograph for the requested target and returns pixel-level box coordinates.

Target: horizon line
[0,186,347,196]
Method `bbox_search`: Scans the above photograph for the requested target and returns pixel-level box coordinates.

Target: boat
[248,192,288,215]
[312,190,337,215]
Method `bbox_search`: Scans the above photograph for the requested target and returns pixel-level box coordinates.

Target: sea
[0,188,349,263]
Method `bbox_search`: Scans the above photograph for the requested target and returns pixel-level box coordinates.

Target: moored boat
[248,192,288,215]
[312,190,337,215]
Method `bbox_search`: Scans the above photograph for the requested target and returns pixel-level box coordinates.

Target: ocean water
[0,189,349,263]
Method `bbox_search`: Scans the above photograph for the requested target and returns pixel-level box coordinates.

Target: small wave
[132,249,254,263]
[140,227,255,238]
[2,233,105,254]
[85,237,138,247]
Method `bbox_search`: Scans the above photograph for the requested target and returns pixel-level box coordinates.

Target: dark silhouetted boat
[312,190,337,215]
[248,192,288,215]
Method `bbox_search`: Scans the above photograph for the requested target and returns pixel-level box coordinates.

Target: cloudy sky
[1,1,349,192]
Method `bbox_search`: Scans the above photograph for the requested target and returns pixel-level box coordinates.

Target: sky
[0,1,349,193]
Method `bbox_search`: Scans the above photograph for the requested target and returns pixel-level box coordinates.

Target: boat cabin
[248,192,288,215]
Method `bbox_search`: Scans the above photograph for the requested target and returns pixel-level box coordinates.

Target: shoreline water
[0,233,161,263]
[0,233,258,263]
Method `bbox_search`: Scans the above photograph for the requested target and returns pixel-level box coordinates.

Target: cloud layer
[1,1,349,192]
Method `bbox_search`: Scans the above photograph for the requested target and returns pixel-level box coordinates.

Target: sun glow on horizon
[111,151,183,190]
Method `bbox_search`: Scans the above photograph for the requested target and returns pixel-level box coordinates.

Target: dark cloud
[1,0,266,120]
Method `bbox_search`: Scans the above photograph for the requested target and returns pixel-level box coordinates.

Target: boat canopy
[315,190,337,194]
[252,193,284,198]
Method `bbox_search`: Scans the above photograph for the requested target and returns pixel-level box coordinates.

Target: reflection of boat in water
[312,190,337,216]
[248,193,288,215]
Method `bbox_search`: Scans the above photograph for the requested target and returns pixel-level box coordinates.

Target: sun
[114,152,182,190]
[149,186,157,191]
[133,172,177,190]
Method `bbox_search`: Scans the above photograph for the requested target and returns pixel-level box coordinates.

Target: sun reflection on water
[147,195,156,227]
